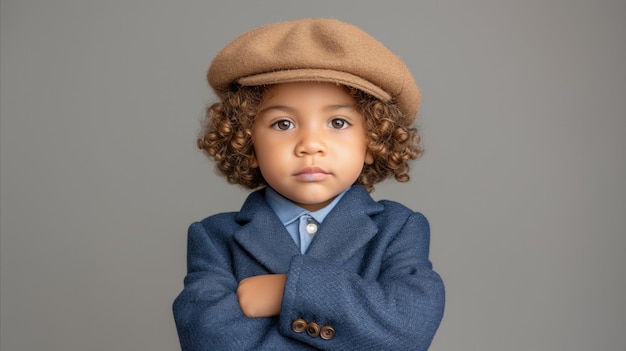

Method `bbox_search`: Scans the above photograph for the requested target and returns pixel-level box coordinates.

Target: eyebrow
[257,103,357,115]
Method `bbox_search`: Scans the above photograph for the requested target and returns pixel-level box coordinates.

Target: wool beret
[208,18,421,121]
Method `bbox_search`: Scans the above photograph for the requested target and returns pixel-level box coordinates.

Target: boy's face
[251,82,373,211]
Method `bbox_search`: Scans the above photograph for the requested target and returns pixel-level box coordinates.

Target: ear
[250,154,259,168]
[364,150,374,165]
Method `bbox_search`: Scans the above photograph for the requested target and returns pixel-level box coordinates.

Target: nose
[295,127,326,157]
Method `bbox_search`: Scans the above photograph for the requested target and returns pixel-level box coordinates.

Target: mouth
[294,166,330,182]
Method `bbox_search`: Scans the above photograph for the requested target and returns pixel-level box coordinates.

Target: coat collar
[234,185,384,272]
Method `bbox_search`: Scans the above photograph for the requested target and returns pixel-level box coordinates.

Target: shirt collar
[264,186,349,226]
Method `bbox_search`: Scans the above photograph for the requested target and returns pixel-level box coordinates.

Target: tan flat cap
[208,18,421,120]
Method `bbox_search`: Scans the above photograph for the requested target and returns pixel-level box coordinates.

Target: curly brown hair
[197,84,423,192]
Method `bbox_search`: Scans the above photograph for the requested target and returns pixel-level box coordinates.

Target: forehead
[260,82,356,105]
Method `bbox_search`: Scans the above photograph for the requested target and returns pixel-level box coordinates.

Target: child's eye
[329,118,350,129]
[272,120,294,130]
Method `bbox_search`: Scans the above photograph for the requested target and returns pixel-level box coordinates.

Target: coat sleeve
[172,221,317,351]
[278,212,445,351]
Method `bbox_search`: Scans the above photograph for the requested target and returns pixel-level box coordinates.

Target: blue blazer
[173,185,444,350]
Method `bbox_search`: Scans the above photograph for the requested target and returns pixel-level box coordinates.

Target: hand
[237,274,287,318]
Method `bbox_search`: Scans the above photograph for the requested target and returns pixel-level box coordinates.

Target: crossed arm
[174,213,444,350]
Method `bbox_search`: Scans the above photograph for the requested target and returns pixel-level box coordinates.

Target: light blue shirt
[264,187,348,254]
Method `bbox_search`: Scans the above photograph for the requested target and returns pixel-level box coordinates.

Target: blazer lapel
[234,189,300,273]
[306,185,384,264]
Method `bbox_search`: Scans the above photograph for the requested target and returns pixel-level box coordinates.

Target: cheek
[334,142,369,167]
[252,139,285,169]
[340,135,369,160]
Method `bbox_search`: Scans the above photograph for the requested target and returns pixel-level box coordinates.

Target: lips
[294,166,330,181]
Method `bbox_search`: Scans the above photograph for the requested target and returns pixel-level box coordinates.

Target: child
[173,18,444,350]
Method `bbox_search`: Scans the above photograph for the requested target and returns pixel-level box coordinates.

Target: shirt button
[320,325,336,340]
[305,220,317,235]
[306,322,321,337]
[291,319,307,333]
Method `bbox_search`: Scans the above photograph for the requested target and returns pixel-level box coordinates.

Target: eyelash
[270,118,351,131]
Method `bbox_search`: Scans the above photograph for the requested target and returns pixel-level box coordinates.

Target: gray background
[1,0,624,350]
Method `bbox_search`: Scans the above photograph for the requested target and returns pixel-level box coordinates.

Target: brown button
[291,318,307,333]
[306,322,320,337]
[320,325,336,340]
